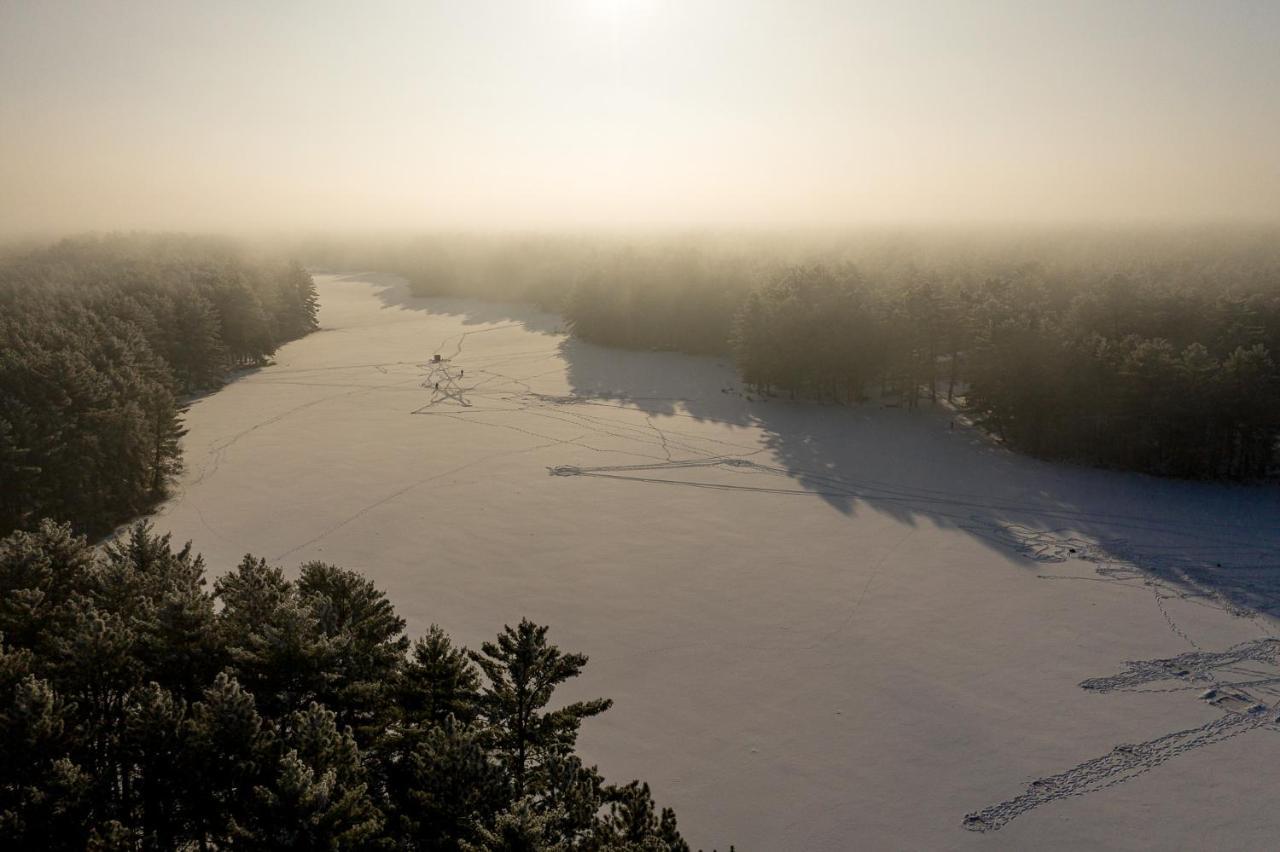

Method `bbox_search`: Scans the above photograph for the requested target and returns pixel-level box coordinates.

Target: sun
[580,0,658,28]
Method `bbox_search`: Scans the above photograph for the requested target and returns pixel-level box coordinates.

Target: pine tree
[380,716,508,849]
[462,797,562,852]
[0,520,97,654]
[297,562,408,738]
[399,624,481,727]
[245,703,384,849]
[185,672,269,847]
[600,781,691,851]
[122,682,189,847]
[0,641,90,847]
[469,620,612,796]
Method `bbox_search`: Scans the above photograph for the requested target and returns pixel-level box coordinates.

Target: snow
[150,272,1280,850]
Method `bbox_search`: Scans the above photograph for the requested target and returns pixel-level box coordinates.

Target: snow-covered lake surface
[153,272,1280,850]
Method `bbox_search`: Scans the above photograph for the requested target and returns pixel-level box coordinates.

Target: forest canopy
[0,520,694,850]
[0,235,319,536]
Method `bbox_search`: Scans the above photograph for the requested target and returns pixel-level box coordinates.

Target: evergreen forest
[0,235,319,536]
[0,520,695,850]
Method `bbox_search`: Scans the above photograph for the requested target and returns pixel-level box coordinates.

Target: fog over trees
[0,235,318,536]
[732,264,1280,478]
[303,229,1280,480]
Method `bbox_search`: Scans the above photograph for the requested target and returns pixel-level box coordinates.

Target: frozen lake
[152,272,1280,850]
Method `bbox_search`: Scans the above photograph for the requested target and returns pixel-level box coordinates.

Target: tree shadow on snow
[558,337,753,423]
[556,335,1280,619]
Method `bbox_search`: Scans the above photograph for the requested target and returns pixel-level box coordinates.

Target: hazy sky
[2,0,1278,233]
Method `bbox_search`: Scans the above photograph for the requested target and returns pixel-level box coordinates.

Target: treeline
[0,520,697,851]
[0,235,318,535]
[296,233,761,353]
[731,266,1280,478]
[300,228,1280,479]
[295,227,1280,356]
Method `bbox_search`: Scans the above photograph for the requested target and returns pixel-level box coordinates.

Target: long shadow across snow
[552,330,1280,620]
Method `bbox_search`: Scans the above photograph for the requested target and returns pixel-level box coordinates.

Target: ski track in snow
[962,525,1280,832]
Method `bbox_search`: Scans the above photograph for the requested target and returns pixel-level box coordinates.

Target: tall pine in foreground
[470,619,613,797]
[0,520,698,851]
